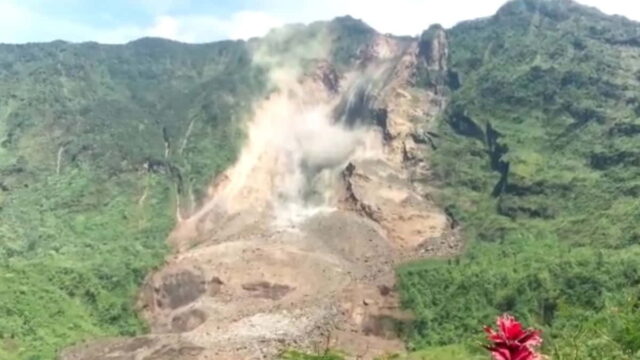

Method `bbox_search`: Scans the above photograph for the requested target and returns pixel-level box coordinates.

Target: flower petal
[486,345,513,360]
[498,314,525,341]
[518,330,542,347]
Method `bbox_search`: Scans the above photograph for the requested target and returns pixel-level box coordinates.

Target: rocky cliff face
[61,24,458,360]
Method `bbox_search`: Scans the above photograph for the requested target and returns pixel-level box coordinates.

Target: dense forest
[0,38,265,359]
[399,0,640,358]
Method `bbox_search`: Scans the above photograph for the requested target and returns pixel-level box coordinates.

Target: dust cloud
[189,34,387,228]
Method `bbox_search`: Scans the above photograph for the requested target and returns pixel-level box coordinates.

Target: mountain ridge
[2,0,640,359]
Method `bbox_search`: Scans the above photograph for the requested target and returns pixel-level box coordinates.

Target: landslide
[61,20,459,360]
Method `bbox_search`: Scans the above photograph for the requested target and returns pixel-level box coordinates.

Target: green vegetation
[258,15,379,72]
[0,170,174,360]
[0,39,266,359]
[0,17,374,359]
[3,1,640,358]
[401,0,640,358]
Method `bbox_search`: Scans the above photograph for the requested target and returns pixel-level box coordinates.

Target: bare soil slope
[61,29,459,360]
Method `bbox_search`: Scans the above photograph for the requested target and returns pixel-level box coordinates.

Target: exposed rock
[378,285,392,297]
[448,106,485,141]
[361,315,399,337]
[359,34,408,65]
[241,281,294,300]
[171,308,208,333]
[419,24,449,73]
[62,28,459,360]
[310,60,341,94]
[339,159,455,254]
[208,276,224,297]
[155,270,206,310]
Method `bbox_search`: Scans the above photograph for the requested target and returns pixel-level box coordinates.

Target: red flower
[483,314,542,360]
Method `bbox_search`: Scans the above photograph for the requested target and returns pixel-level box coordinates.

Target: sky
[0,0,638,44]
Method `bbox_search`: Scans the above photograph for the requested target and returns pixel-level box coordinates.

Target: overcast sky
[0,0,638,44]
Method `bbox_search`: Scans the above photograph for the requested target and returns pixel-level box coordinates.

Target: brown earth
[60,28,459,360]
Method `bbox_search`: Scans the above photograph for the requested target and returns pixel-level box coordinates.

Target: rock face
[419,25,449,74]
[61,30,458,360]
[340,160,458,256]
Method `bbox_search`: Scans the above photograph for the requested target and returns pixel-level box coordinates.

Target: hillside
[399,0,640,358]
[1,1,640,359]
[0,37,267,359]
[59,16,455,360]
[0,17,407,360]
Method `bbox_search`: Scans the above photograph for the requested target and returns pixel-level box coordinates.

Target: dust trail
[183,38,395,229]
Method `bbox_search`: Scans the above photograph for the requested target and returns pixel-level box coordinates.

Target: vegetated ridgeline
[61,23,459,360]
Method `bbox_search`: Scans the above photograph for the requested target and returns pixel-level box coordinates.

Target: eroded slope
[62,25,458,360]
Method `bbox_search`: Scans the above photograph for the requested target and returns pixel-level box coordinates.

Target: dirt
[339,159,460,257]
[241,282,294,300]
[171,309,208,333]
[156,270,207,310]
[60,31,459,360]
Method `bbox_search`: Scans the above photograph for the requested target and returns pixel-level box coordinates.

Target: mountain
[1,1,640,359]
[59,16,454,360]
[400,0,640,358]
[0,35,265,360]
